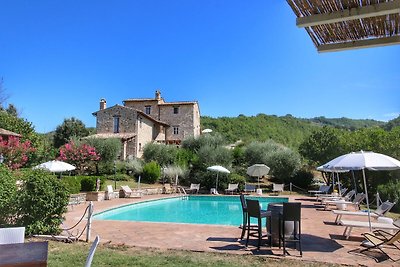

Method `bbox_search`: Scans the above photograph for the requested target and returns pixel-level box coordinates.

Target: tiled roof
[123,98,159,102]
[84,133,136,140]
[158,101,197,105]
[0,128,21,137]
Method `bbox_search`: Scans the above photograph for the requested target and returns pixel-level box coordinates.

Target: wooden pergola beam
[317,36,400,53]
[297,0,400,28]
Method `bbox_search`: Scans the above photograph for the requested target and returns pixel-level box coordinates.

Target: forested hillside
[307,116,384,130]
[201,114,388,148]
[201,114,317,148]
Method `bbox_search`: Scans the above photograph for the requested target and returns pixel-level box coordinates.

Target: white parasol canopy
[202,129,213,133]
[34,160,76,173]
[247,164,270,188]
[321,151,400,231]
[207,165,230,193]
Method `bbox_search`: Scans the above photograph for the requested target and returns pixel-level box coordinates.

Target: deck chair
[339,218,400,239]
[225,183,239,195]
[0,227,25,244]
[272,183,284,195]
[332,200,395,224]
[316,188,349,201]
[318,189,354,202]
[186,183,200,194]
[120,185,142,198]
[244,183,256,193]
[350,219,400,262]
[308,185,331,196]
[322,192,365,211]
[85,235,100,267]
[105,185,118,200]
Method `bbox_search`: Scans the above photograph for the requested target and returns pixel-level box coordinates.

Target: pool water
[94,196,288,226]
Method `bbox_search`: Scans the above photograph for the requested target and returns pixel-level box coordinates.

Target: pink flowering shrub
[0,136,36,170]
[58,142,100,173]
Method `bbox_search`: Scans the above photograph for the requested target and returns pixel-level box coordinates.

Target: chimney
[100,98,107,110]
[155,90,161,100]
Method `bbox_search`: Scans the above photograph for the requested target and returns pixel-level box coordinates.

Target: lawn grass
[47,241,344,267]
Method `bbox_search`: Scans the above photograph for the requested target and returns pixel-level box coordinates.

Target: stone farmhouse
[88,90,201,159]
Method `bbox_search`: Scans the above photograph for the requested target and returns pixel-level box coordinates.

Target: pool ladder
[176,186,188,200]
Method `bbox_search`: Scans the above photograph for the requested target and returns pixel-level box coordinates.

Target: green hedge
[81,177,96,192]
[61,176,81,194]
[378,180,400,212]
[142,161,161,184]
[62,175,106,193]
[105,173,131,182]
[16,169,69,235]
[0,166,17,226]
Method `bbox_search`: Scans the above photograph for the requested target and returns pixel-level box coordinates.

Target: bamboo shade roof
[286,0,400,52]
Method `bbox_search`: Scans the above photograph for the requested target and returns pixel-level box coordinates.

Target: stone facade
[89,91,200,159]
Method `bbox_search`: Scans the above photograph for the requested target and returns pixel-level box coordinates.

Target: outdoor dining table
[0,241,48,267]
[267,203,283,245]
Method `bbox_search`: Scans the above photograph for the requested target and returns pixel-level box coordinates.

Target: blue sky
[0,1,399,133]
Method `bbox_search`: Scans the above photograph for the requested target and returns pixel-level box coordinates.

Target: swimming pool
[94,195,288,226]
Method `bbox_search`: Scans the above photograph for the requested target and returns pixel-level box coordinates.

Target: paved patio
[64,194,400,266]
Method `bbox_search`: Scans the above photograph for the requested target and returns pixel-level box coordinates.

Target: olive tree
[299,126,343,166]
[244,140,301,183]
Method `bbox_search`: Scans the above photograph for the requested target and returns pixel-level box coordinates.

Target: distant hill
[40,114,396,151]
[200,114,386,149]
[306,116,384,130]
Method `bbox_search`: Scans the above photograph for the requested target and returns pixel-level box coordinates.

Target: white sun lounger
[339,219,400,239]
[317,189,353,202]
[321,193,365,210]
[308,185,331,196]
[120,185,142,198]
[332,200,395,224]
[333,210,380,224]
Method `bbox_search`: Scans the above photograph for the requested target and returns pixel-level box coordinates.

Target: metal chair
[245,199,271,249]
[239,194,258,240]
[279,202,302,256]
[85,235,100,267]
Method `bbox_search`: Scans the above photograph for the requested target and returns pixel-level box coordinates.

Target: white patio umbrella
[207,165,230,193]
[202,128,213,134]
[34,160,76,173]
[247,164,270,188]
[321,151,400,231]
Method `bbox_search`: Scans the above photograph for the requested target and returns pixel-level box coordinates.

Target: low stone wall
[142,187,162,195]
[86,191,106,201]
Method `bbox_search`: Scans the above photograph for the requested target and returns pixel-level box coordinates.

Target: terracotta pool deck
[65,194,400,266]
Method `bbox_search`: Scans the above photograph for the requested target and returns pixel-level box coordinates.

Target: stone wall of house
[124,100,160,120]
[159,103,200,141]
[136,114,155,158]
[96,105,136,133]
[123,138,136,160]
[94,93,200,158]
[96,105,138,158]
[192,103,201,137]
